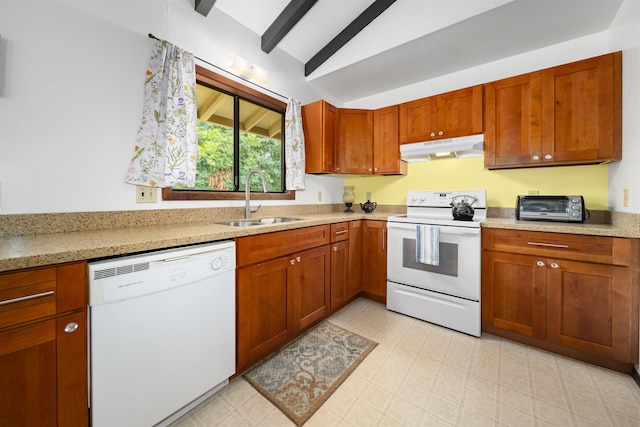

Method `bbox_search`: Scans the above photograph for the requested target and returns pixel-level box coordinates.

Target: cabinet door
[484,72,542,168]
[541,52,622,165]
[237,257,291,371]
[436,85,483,139]
[374,105,406,175]
[481,252,547,339]
[330,241,349,311]
[57,311,88,427]
[337,109,373,174]
[399,96,437,143]
[546,259,634,362]
[302,100,337,173]
[361,221,387,302]
[291,246,330,332]
[348,221,363,298]
[0,320,57,427]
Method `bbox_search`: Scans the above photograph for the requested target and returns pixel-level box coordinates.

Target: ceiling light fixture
[228,53,268,84]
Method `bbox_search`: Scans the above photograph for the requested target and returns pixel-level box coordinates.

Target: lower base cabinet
[361,220,387,303]
[482,229,639,372]
[236,226,331,373]
[0,262,88,427]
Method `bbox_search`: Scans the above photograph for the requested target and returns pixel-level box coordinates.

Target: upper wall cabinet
[399,85,483,144]
[373,105,407,175]
[302,100,338,174]
[337,108,373,174]
[484,52,622,169]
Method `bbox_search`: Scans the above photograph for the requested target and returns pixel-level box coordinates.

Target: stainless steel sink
[216,217,301,227]
[257,217,301,224]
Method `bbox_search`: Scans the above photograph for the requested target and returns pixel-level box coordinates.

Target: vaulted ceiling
[200,0,624,103]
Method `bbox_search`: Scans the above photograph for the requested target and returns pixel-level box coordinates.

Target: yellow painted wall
[343,158,609,209]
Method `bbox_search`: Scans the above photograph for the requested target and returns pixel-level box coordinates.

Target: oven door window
[402,238,458,277]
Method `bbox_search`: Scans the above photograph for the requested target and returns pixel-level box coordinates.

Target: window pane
[239,99,283,192]
[194,86,235,190]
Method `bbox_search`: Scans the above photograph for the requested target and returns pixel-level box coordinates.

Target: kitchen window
[162,65,294,201]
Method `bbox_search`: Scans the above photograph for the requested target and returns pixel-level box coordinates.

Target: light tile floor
[171,298,640,426]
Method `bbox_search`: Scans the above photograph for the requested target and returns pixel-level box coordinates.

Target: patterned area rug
[243,321,378,426]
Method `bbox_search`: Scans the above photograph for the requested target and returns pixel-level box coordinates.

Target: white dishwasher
[88,241,236,427]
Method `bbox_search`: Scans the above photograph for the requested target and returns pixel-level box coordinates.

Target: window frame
[162,65,294,201]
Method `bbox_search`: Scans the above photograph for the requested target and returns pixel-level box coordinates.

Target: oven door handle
[387,222,481,236]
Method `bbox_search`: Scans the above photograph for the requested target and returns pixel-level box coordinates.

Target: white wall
[0,0,343,214]
[1,0,639,214]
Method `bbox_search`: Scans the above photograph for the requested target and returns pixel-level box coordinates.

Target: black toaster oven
[516,195,586,223]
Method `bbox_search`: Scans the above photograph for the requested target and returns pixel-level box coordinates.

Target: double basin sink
[216,217,302,227]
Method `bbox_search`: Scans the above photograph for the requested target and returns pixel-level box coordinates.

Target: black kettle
[450,195,477,221]
[360,200,377,213]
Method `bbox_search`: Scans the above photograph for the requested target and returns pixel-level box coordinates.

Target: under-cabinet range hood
[400,134,484,162]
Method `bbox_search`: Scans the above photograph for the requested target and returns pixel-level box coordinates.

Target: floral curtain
[125,40,198,188]
[284,99,306,190]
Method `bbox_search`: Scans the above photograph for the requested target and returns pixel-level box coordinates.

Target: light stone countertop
[1,208,638,274]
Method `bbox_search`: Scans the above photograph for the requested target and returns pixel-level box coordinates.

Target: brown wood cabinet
[374,105,407,175]
[329,222,350,311]
[0,262,88,427]
[482,229,639,372]
[337,109,373,174]
[361,220,387,303]
[302,100,337,173]
[399,85,483,144]
[484,52,622,169]
[348,220,363,298]
[236,226,331,372]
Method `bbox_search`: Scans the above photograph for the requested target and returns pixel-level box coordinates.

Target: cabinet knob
[374,167,378,172]
[290,259,295,265]
[545,154,552,160]
[536,261,545,267]
[333,246,337,251]
[64,322,79,333]
[438,131,443,136]
[532,155,540,161]
[430,132,436,137]
[368,167,372,172]
[296,256,301,263]
[550,263,559,269]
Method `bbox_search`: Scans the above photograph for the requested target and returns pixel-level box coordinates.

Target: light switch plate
[136,186,157,203]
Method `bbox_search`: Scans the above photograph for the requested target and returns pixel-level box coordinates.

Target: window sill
[162,188,295,201]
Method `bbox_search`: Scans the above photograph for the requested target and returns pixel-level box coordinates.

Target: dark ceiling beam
[305,0,397,76]
[262,0,318,53]
[195,0,217,17]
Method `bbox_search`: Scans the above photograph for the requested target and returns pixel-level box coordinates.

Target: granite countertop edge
[1,212,638,273]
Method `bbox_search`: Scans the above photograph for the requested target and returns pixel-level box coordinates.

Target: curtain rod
[147,33,289,102]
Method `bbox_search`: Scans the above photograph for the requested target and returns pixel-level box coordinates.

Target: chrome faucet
[245,169,270,219]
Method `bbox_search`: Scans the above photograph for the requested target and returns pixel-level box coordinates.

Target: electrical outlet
[317,191,322,202]
[136,186,157,203]
[623,189,629,207]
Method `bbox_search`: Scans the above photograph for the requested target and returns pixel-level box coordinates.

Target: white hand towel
[416,225,440,265]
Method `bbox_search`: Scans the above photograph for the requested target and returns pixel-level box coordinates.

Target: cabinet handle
[536,261,545,267]
[290,259,295,265]
[545,154,552,160]
[550,263,559,269]
[532,155,540,161]
[64,322,79,333]
[335,230,348,235]
[527,242,569,249]
[0,290,54,306]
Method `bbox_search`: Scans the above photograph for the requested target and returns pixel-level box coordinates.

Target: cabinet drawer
[0,262,86,330]
[237,225,331,266]
[330,222,350,242]
[482,229,631,266]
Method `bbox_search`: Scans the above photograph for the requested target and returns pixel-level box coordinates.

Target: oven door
[386,221,480,301]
